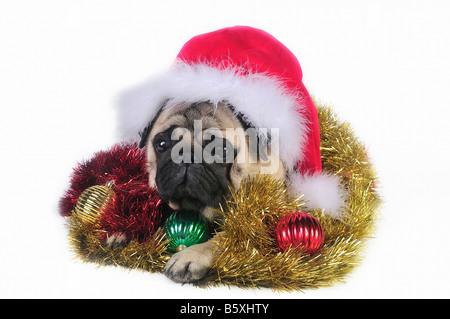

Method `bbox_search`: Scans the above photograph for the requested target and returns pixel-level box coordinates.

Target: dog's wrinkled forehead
[140,101,242,148]
[167,102,223,131]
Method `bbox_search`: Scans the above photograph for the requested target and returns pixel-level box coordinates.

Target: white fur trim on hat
[116,62,309,170]
[289,171,348,219]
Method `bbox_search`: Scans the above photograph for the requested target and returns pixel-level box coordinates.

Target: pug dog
[139,101,286,283]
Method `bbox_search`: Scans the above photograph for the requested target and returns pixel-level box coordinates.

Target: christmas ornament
[60,143,163,242]
[72,181,116,227]
[165,211,209,252]
[275,211,324,255]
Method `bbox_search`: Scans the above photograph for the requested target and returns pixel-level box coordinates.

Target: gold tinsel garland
[65,102,381,290]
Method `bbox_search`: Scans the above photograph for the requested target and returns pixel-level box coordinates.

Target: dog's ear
[138,103,166,148]
[138,124,152,148]
[228,103,269,162]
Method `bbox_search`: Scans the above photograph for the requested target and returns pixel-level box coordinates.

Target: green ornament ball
[164,210,209,252]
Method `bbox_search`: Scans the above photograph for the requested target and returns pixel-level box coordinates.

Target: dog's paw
[104,232,127,247]
[163,242,213,283]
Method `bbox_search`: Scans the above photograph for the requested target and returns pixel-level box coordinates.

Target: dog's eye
[154,138,169,153]
[210,139,234,162]
[215,144,227,156]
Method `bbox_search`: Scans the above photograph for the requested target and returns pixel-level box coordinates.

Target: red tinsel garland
[59,143,170,242]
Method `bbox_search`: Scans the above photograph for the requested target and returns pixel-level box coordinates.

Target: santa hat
[117,26,347,217]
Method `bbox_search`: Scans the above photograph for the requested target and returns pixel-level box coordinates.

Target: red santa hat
[118,26,346,217]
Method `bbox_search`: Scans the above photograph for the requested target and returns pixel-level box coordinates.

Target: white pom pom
[289,172,348,219]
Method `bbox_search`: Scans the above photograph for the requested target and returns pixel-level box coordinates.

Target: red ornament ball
[275,211,324,255]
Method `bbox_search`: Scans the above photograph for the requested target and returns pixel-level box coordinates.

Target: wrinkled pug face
[140,101,286,222]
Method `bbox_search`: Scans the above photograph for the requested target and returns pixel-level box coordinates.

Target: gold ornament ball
[73,181,116,227]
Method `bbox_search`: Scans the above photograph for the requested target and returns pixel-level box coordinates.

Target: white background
[1,0,449,299]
